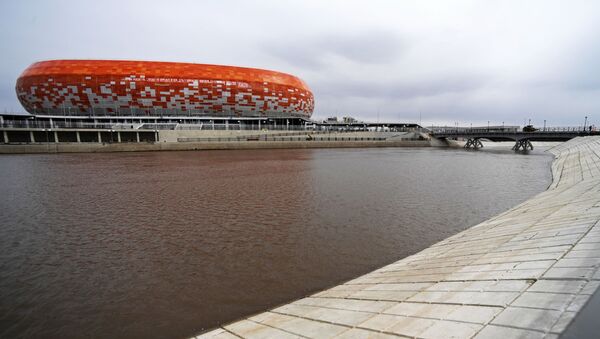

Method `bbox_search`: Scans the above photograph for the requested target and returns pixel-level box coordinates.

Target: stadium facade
[16,60,314,119]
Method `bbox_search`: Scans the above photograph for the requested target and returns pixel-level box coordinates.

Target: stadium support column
[54,131,58,143]
[76,131,81,143]
[136,132,140,143]
[30,131,35,143]
[98,131,102,143]
[117,132,121,143]
[3,130,9,143]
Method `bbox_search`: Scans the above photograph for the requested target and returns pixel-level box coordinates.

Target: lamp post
[584,116,588,131]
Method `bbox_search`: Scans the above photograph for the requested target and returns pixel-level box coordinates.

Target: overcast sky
[1,0,599,126]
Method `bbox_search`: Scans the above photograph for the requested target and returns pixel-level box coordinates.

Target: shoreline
[0,139,438,154]
[198,136,600,338]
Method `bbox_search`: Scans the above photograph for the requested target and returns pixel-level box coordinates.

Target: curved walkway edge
[197,136,600,339]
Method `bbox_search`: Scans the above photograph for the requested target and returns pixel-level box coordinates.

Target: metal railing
[177,136,396,142]
[0,121,140,130]
[430,126,593,134]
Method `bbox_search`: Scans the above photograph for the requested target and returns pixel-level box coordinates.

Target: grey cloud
[564,43,600,91]
[313,74,487,100]
[265,30,405,69]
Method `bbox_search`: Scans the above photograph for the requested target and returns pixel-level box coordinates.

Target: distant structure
[2,60,422,146]
[16,60,314,118]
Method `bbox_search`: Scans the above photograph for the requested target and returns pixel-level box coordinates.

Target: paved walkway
[198,136,600,339]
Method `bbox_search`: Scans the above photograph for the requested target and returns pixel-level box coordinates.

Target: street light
[584,116,588,131]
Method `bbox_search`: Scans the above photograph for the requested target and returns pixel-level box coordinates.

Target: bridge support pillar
[464,138,483,149]
[512,139,533,152]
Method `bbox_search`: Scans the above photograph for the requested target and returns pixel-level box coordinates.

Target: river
[0,146,554,338]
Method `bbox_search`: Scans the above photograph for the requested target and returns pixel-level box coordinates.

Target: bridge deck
[431,130,596,142]
[197,136,600,339]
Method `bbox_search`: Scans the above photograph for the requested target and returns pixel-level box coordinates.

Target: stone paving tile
[472,252,566,265]
[347,290,417,301]
[580,280,600,295]
[543,267,596,279]
[444,305,502,324]
[294,297,396,313]
[496,268,548,280]
[386,317,437,337]
[491,307,561,332]
[358,314,405,332]
[510,292,575,311]
[407,291,519,306]
[580,235,600,243]
[247,312,295,326]
[269,304,318,318]
[298,307,375,327]
[224,319,301,339]
[333,328,399,339]
[425,280,530,293]
[566,294,593,312]
[473,324,546,339]
[527,279,586,294]
[260,314,349,338]
[383,302,457,319]
[314,290,360,298]
[554,257,600,268]
[196,328,240,339]
[363,282,433,291]
[419,320,482,339]
[549,311,577,334]
[375,266,458,276]
[564,248,600,258]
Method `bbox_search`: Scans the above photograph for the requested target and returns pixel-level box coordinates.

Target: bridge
[430,126,598,151]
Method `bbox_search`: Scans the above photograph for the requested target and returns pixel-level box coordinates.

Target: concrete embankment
[0,140,432,154]
[198,136,600,339]
[0,131,438,154]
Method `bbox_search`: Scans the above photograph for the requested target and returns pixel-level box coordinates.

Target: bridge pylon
[512,139,533,152]
[464,138,483,149]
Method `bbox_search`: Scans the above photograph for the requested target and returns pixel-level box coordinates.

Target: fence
[177,136,394,142]
[430,126,593,134]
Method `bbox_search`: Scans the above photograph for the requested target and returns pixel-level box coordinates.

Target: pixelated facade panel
[16,60,314,118]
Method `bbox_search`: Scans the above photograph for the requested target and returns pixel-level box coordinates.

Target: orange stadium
[15,60,314,118]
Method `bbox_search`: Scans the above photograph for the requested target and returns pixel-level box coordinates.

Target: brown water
[0,147,553,338]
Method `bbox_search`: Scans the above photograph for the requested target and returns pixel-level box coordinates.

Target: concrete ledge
[196,136,600,339]
[0,140,432,154]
